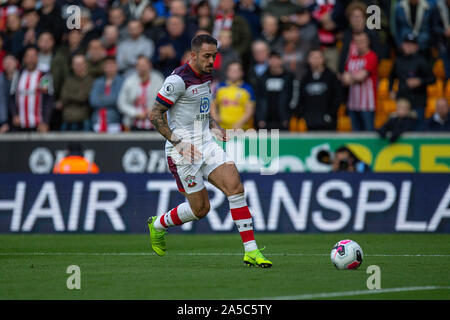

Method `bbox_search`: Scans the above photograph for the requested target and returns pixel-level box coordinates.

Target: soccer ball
[330,239,363,270]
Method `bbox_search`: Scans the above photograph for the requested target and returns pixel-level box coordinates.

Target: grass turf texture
[0,234,449,300]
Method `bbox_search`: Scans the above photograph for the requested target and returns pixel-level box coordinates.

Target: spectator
[79,7,102,47]
[122,0,151,21]
[211,61,256,130]
[312,0,339,73]
[52,29,84,102]
[212,0,252,64]
[293,6,319,50]
[108,6,128,42]
[82,0,108,37]
[298,49,341,131]
[169,0,198,38]
[38,0,65,44]
[236,0,262,38]
[193,0,214,32]
[394,0,435,58]
[332,146,372,172]
[213,29,240,83]
[10,46,54,132]
[60,54,94,131]
[389,33,435,129]
[0,37,6,73]
[341,32,378,131]
[89,56,124,133]
[5,13,22,56]
[424,97,450,131]
[263,0,299,21]
[435,0,450,79]
[53,142,100,174]
[153,15,190,77]
[101,25,119,57]
[12,9,41,60]
[152,0,172,19]
[0,55,19,133]
[274,22,313,81]
[256,51,294,130]
[141,5,165,45]
[86,38,106,79]
[117,20,154,76]
[259,13,281,49]
[118,55,164,131]
[338,2,382,75]
[37,32,55,73]
[247,39,270,89]
[377,98,418,142]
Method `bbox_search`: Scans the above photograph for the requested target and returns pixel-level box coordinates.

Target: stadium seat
[377,59,393,78]
[337,114,352,132]
[433,59,446,79]
[378,78,390,100]
[297,118,307,132]
[382,99,397,114]
[374,111,389,129]
[426,98,437,118]
[289,117,300,132]
[427,79,444,98]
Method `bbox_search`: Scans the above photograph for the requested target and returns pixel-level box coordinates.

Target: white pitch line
[0,252,449,257]
[250,286,450,300]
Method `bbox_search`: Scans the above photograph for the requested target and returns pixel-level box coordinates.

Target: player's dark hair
[191,34,217,52]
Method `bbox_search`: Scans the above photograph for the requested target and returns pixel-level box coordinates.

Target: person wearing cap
[394,0,435,58]
[53,143,100,174]
[389,33,435,129]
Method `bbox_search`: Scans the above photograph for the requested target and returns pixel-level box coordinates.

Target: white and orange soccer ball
[330,240,364,270]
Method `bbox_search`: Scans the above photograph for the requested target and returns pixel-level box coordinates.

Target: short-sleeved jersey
[345,50,378,112]
[156,63,213,147]
[214,81,255,130]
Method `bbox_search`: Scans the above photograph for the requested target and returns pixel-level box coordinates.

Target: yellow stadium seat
[378,78,390,100]
[427,79,444,98]
[426,98,437,118]
[297,118,308,132]
[378,59,393,78]
[382,100,397,114]
[375,111,389,129]
[289,117,299,132]
[433,59,446,79]
[338,104,346,116]
[337,115,352,132]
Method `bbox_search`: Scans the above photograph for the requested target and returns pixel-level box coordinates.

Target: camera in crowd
[317,146,371,173]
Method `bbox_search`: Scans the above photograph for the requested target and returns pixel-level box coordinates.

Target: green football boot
[147,216,167,256]
[243,248,272,268]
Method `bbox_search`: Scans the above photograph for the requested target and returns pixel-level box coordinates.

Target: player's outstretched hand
[175,141,202,163]
[211,127,230,142]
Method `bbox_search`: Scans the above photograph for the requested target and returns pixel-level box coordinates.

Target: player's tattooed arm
[148,101,182,146]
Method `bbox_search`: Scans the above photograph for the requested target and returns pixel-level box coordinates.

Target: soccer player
[147,34,272,268]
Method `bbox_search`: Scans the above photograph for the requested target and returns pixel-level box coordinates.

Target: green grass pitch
[0,233,449,300]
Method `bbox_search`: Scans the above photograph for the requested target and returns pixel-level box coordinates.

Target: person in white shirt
[117,55,164,130]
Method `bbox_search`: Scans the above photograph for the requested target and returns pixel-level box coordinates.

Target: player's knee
[192,202,210,219]
[228,182,244,196]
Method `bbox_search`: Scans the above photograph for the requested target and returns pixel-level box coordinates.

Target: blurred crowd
[0,0,449,137]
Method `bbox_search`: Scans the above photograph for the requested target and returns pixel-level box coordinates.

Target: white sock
[153,202,198,231]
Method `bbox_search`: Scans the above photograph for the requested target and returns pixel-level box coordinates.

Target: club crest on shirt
[164,83,175,95]
[185,175,197,187]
